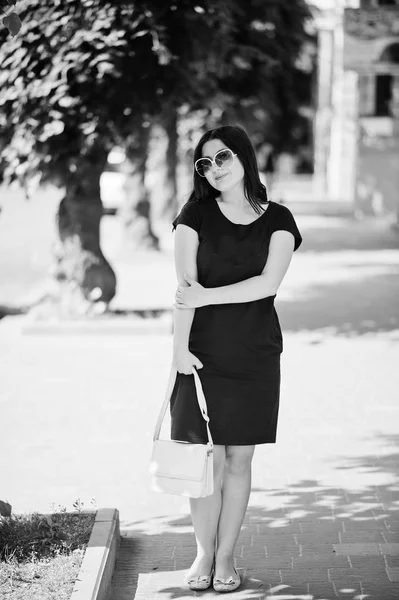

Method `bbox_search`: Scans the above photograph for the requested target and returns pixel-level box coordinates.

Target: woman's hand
[174,273,209,309]
[172,348,203,375]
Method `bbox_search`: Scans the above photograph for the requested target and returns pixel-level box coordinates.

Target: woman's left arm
[174,231,295,308]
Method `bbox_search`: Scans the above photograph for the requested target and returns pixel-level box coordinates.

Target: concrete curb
[0,313,172,335]
[71,508,120,600]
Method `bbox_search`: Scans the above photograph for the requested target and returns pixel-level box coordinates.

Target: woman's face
[201,138,245,193]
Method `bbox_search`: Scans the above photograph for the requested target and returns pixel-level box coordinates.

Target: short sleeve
[271,204,302,251]
[172,199,202,234]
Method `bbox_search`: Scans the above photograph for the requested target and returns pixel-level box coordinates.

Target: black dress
[170,197,302,446]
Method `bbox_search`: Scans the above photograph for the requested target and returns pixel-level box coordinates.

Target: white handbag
[149,365,214,498]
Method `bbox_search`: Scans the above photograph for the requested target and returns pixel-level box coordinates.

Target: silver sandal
[213,567,241,593]
[185,559,215,591]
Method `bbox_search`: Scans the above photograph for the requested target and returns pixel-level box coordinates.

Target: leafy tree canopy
[0,0,315,190]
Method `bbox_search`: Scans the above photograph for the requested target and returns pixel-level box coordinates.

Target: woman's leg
[214,445,255,580]
[186,445,226,578]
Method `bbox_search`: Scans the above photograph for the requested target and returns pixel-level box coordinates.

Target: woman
[171,125,302,593]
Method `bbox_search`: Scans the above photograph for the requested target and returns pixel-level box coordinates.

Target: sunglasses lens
[215,149,234,167]
[195,159,212,177]
[195,150,234,177]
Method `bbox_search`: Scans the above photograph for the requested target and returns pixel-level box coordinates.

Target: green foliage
[0,0,169,188]
[211,0,317,155]
[156,0,317,158]
[0,500,96,562]
[0,0,315,192]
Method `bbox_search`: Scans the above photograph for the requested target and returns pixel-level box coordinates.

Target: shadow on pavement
[111,434,399,599]
[297,216,399,254]
[0,304,28,319]
[278,267,399,337]
[2,215,399,340]
[275,216,399,337]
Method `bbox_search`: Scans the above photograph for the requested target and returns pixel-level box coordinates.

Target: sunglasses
[194,148,237,177]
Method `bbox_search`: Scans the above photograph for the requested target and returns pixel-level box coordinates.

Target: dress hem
[211,438,277,446]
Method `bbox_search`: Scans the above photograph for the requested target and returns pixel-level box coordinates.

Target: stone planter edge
[71,508,120,600]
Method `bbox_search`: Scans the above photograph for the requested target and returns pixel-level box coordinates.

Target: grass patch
[0,500,96,600]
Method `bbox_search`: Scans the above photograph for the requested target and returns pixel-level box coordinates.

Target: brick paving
[110,486,399,599]
[1,213,399,599]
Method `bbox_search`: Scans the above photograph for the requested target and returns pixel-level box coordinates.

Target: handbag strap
[153,364,214,448]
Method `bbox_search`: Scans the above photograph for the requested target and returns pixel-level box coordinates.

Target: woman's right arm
[172,224,203,374]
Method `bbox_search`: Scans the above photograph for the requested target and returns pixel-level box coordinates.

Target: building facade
[313,0,399,216]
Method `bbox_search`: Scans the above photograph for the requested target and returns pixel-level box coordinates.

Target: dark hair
[187,125,269,214]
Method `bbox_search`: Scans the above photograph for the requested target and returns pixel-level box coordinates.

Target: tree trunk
[162,104,179,219]
[121,124,159,251]
[55,155,117,308]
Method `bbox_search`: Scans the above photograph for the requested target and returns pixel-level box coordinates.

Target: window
[380,42,399,64]
[375,75,393,116]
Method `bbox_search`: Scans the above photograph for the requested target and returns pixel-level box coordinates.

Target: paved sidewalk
[109,335,399,600]
[1,213,399,599]
[112,500,399,600]
[110,214,399,599]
